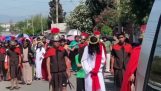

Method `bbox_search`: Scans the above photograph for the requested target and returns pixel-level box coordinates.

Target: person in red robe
[41,37,48,80]
[6,40,22,90]
[0,42,6,81]
[121,38,143,91]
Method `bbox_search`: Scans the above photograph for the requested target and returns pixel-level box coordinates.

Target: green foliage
[66,4,93,32]
[0,26,4,32]
[85,0,154,30]
[101,25,112,36]
[130,0,154,24]
[15,15,48,35]
[23,28,33,35]
[86,0,108,16]
[49,0,64,23]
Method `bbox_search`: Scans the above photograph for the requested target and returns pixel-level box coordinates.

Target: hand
[77,64,82,67]
[66,70,71,78]
[40,57,43,60]
[91,70,97,75]
[18,64,21,67]
[110,68,114,75]
[129,74,135,82]
[48,74,52,82]
[29,53,32,55]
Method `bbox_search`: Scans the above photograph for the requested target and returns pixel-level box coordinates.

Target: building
[0,23,11,31]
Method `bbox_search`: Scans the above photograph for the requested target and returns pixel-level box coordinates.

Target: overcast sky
[0,0,80,23]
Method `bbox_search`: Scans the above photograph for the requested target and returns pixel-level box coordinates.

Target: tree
[0,26,4,32]
[101,25,113,36]
[66,3,93,32]
[49,0,64,23]
[86,0,114,26]
[15,15,48,35]
[130,0,154,25]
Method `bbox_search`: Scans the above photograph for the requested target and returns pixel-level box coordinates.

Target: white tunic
[35,47,46,78]
[81,46,106,91]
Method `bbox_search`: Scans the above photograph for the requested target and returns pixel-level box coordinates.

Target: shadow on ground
[104,73,117,91]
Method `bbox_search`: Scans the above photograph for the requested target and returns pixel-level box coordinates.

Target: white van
[136,0,161,91]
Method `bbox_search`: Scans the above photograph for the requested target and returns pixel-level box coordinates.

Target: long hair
[23,39,31,48]
[88,36,100,55]
[36,42,42,51]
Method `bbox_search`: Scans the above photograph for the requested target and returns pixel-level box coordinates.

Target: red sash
[91,43,104,91]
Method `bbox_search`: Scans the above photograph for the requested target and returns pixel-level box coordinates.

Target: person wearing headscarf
[35,41,45,80]
[81,35,106,91]
[41,36,49,80]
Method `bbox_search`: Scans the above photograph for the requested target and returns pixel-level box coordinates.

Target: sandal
[6,86,12,89]
[27,83,31,85]
[9,87,14,90]
[14,86,20,89]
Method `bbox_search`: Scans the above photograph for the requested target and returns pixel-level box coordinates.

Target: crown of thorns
[89,35,99,44]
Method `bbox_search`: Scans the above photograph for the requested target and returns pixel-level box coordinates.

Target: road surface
[0,73,115,91]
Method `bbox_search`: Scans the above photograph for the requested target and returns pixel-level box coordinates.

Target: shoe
[19,82,25,85]
[14,86,20,89]
[6,86,11,89]
[9,87,14,90]
[6,86,14,90]
[33,77,37,80]
[27,83,31,85]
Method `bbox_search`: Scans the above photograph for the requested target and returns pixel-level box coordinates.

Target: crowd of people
[0,27,143,91]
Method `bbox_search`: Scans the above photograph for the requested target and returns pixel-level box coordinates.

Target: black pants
[76,78,85,91]
[114,69,124,88]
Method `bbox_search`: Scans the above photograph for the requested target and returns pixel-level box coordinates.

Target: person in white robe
[35,42,46,79]
[81,36,106,91]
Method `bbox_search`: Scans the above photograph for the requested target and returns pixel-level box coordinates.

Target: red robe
[0,47,6,65]
[42,48,55,80]
[42,47,64,80]
[14,47,21,55]
[121,46,141,91]
[0,47,6,54]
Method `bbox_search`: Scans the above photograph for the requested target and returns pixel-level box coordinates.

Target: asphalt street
[0,73,115,91]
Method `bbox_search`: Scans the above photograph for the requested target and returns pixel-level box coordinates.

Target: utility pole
[41,14,43,35]
[56,0,59,24]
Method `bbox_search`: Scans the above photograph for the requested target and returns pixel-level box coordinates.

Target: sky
[0,0,80,23]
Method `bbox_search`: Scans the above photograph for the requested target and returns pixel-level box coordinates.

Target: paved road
[0,73,114,91]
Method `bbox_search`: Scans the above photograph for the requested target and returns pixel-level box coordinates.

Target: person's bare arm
[65,56,71,77]
[18,55,21,67]
[110,56,114,75]
[46,57,51,81]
